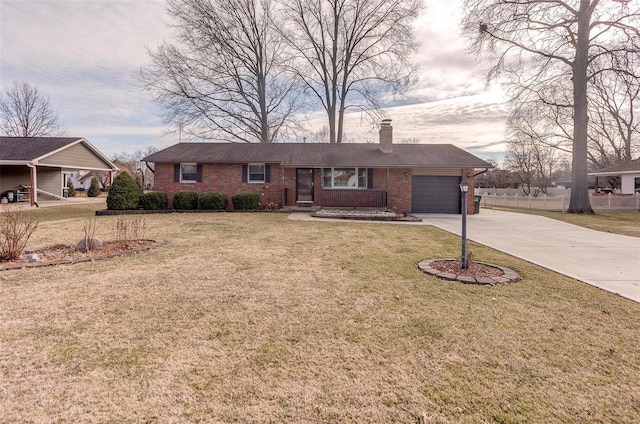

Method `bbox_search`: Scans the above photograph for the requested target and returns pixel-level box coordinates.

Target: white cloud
[0,0,509,160]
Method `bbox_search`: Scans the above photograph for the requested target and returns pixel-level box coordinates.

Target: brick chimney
[379,119,393,153]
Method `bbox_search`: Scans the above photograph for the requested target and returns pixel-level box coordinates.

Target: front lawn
[1,207,639,423]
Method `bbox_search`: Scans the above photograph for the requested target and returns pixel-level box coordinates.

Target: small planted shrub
[0,206,39,261]
[232,192,260,210]
[113,216,146,241]
[87,176,101,197]
[66,181,76,197]
[173,191,198,210]
[139,191,168,210]
[199,192,227,210]
[106,171,140,210]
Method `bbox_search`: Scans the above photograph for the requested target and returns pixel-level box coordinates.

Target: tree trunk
[568,0,594,214]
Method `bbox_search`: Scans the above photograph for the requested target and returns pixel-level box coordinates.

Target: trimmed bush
[106,171,140,210]
[173,191,198,210]
[87,176,101,197]
[66,181,76,197]
[139,191,168,210]
[199,192,227,210]
[232,192,260,210]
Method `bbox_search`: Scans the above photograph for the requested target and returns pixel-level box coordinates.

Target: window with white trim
[180,163,198,183]
[322,168,367,189]
[248,164,266,183]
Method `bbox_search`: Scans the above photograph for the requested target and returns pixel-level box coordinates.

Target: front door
[296,168,314,202]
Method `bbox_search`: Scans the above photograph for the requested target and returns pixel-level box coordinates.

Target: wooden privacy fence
[478,192,640,212]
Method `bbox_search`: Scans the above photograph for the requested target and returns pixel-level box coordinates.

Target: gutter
[474,168,490,177]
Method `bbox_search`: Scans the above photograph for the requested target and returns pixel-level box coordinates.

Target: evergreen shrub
[106,172,140,210]
[139,191,168,210]
[87,177,101,197]
[66,181,76,197]
[199,192,227,210]
[173,191,198,210]
[232,192,260,210]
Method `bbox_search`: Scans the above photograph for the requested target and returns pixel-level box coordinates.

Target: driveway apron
[415,209,640,303]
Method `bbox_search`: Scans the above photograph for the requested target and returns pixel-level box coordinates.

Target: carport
[0,137,118,206]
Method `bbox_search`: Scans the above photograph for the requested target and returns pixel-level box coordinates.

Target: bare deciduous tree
[463,0,640,213]
[588,57,640,168]
[278,0,422,143]
[141,0,302,143]
[0,82,64,137]
[506,124,567,196]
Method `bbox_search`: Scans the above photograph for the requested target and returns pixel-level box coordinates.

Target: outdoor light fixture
[459,180,469,269]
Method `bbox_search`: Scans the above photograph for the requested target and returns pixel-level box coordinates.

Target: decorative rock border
[417,258,520,285]
[0,240,165,271]
[311,209,422,222]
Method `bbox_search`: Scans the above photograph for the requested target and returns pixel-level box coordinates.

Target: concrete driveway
[416,209,640,303]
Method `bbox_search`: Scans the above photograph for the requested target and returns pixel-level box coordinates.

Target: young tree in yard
[0,82,64,137]
[463,0,640,214]
[87,177,101,198]
[141,0,302,143]
[278,0,422,143]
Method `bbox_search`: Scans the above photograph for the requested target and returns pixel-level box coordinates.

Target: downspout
[27,162,38,207]
[281,167,286,207]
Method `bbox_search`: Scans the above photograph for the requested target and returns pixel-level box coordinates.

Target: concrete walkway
[415,209,640,303]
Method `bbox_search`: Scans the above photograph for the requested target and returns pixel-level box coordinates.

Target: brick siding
[154,162,477,214]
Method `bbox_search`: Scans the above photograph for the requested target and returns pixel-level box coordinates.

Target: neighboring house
[589,158,640,194]
[144,120,493,214]
[0,137,118,206]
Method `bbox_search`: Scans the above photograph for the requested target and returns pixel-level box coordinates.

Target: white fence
[477,192,640,211]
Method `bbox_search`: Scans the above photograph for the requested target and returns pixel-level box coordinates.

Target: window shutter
[174,164,180,183]
[196,164,203,182]
[242,165,248,183]
[265,165,271,183]
[367,168,373,189]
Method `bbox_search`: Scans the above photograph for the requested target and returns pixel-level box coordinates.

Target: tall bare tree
[141,0,302,143]
[0,82,64,137]
[278,0,422,143]
[587,57,640,168]
[463,0,640,214]
[506,120,567,196]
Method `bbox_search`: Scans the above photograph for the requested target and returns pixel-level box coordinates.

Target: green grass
[1,205,639,423]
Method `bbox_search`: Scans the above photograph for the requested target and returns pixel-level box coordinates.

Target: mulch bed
[417,258,520,285]
[0,240,164,271]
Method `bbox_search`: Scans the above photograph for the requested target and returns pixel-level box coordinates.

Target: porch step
[284,205,321,212]
[36,189,67,201]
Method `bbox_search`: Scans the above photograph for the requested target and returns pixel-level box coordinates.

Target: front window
[635,177,640,193]
[322,168,367,189]
[180,163,197,183]
[248,164,265,183]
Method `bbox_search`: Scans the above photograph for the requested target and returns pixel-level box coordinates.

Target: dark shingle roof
[0,137,82,161]
[144,142,493,169]
[590,158,640,174]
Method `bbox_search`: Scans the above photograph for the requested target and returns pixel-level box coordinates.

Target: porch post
[29,164,38,206]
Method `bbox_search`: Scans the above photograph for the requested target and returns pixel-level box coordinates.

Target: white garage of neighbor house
[589,158,640,194]
[0,137,118,206]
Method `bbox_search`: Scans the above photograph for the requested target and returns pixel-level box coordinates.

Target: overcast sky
[0,0,508,161]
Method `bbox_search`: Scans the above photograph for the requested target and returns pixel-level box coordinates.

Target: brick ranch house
[144,120,492,214]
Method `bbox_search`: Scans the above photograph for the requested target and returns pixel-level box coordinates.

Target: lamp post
[459,179,469,269]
